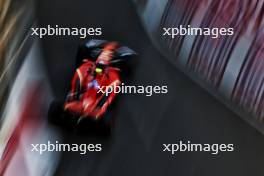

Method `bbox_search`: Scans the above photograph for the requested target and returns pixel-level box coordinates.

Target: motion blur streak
[1,0,60,175]
[135,0,264,131]
[0,0,34,123]
[0,0,23,105]
[0,41,61,176]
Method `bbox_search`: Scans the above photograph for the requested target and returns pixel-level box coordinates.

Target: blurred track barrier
[0,0,61,175]
[133,0,264,132]
[0,41,61,176]
[0,0,35,122]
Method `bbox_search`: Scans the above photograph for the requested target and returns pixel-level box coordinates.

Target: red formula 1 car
[48,39,136,133]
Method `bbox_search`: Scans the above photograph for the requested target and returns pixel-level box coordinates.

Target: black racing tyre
[48,100,64,125]
[75,41,98,68]
[48,100,80,129]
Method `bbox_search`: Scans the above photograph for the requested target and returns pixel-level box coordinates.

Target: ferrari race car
[48,39,136,134]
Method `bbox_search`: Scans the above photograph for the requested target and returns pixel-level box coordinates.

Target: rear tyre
[48,100,79,130]
[48,100,64,125]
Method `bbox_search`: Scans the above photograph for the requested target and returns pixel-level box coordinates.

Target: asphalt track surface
[36,1,264,176]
